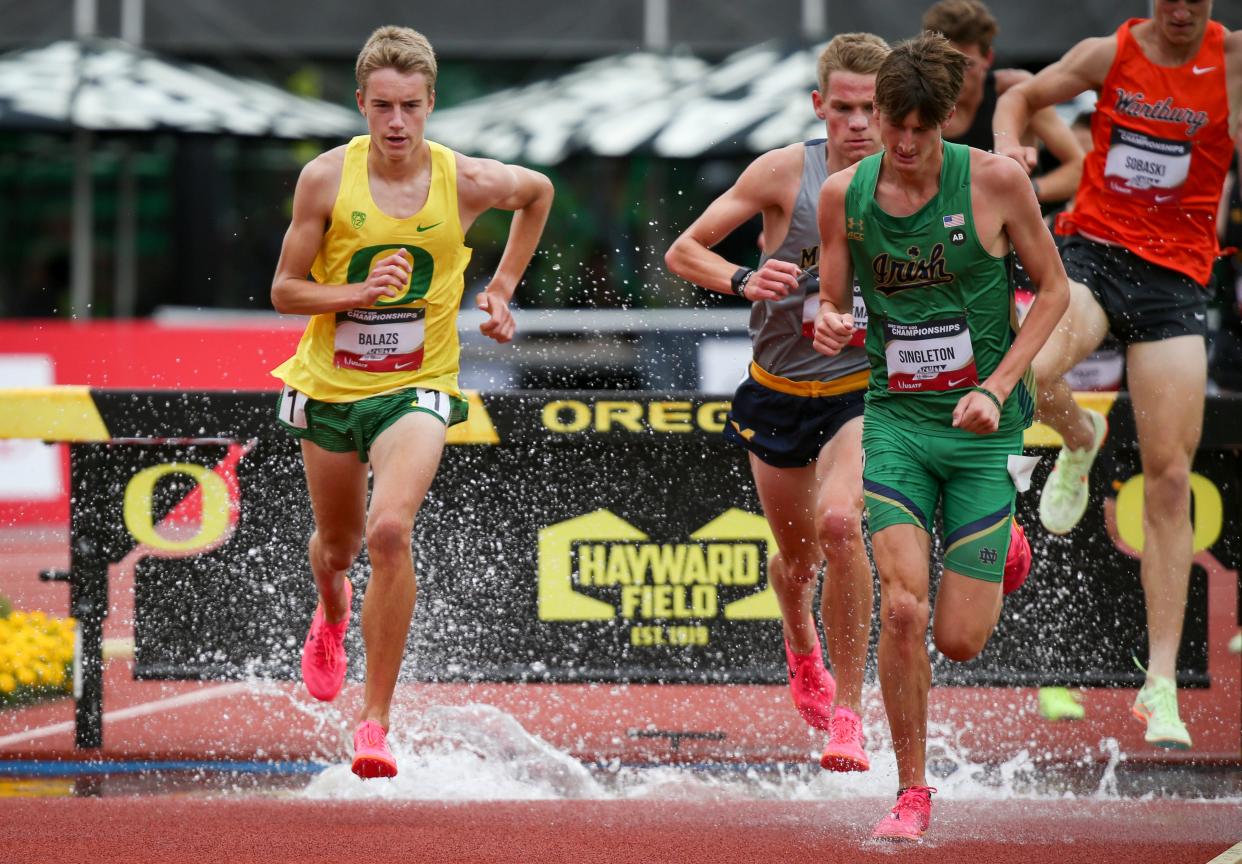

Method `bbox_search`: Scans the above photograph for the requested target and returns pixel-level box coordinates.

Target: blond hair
[875,32,968,127]
[817,32,891,92]
[355,26,437,92]
[922,0,1000,55]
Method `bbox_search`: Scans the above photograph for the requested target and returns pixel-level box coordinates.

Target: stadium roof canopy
[0,37,362,137]
[428,40,1099,165]
[0,37,364,320]
[429,43,844,165]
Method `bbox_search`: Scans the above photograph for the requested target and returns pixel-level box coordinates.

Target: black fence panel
[63,390,1237,691]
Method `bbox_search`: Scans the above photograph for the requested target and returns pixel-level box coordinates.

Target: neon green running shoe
[1038,408,1108,535]
[1132,675,1191,750]
[1038,687,1085,721]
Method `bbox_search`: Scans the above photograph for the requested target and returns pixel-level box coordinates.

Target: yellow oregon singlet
[271,135,472,402]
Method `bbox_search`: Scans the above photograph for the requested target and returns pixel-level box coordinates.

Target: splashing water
[293,700,1219,804]
[302,704,604,800]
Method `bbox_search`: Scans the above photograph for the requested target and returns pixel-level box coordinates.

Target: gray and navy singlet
[749,139,869,384]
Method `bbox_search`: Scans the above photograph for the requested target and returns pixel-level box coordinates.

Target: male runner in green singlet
[666,33,891,773]
[813,32,1069,840]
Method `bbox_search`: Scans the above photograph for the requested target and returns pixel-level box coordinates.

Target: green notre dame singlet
[846,142,1034,581]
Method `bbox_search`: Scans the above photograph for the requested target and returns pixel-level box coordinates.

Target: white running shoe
[1132,674,1192,750]
[1039,408,1108,535]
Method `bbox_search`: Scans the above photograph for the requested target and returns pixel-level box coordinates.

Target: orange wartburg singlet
[1056,18,1232,286]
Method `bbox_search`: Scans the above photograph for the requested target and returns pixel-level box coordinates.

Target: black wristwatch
[730,267,755,298]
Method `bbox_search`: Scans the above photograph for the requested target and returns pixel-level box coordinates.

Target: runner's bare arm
[953,156,1066,433]
[976,156,1068,419]
[993,36,1115,172]
[1227,28,1242,139]
[993,68,1084,203]
[456,154,554,343]
[811,169,857,357]
[665,146,803,301]
[1024,106,1085,204]
[271,150,410,315]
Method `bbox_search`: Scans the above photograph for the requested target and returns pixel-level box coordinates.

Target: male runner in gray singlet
[666,32,889,773]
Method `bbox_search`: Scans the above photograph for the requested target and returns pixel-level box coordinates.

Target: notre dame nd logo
[351,210,367,230]
[537,508,780,647]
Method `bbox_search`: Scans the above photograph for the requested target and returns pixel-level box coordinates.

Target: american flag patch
[942,213,965,228]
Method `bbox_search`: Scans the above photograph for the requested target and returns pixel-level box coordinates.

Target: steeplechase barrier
[1,387,1238,748]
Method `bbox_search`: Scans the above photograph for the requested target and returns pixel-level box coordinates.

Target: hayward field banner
[8,389,1239,691]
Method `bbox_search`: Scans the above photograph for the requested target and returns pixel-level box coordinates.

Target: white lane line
[1207,841,1242,864]
[0,682,255,749]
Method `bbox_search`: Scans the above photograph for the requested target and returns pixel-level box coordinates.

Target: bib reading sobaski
[272,136,472,402]
[844,141,1033,435]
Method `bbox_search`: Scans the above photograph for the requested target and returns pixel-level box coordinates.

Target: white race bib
[277,385,308,429]
[1104,125,1190,203]
[801,281,867,343]
[333,307,426,373]
[883,316,978,392]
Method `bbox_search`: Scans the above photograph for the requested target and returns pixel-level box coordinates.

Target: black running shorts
[724,374,865,469]
[1060,235,1209,345]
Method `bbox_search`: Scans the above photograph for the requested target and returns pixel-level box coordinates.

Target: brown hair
[817,32,891,92]
[875,32,968,127]
[355,26,437,92]
[922,0,999,55]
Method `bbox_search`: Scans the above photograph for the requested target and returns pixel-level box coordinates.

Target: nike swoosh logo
[417,221,442,232]
[948,377,970,388]
[1192,65,1215,75]
[394,361,417,370]
[1155,194,1175,203]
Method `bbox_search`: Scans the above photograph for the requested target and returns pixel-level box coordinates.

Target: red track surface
[2,528,1240,864]
[2,798,1238,864]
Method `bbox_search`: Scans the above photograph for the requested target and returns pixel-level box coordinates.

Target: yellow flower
[0,672,15,693]
[16,666,36,686]
[44,664,66,687]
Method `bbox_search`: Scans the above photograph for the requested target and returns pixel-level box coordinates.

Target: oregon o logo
[542,400,592,432]
[123,463,231,553]
[346,244,435,306]
[1114,472,1222,554]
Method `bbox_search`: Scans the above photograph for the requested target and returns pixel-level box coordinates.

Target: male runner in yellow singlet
[270,25,553,779]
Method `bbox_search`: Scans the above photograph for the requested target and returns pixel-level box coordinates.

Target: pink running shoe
[1003,519,1032,596]
[352,720,398,779]
[819,705,870,772]
[784,636,836,731]
[871,786,935,841]
[301,578,352,702]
